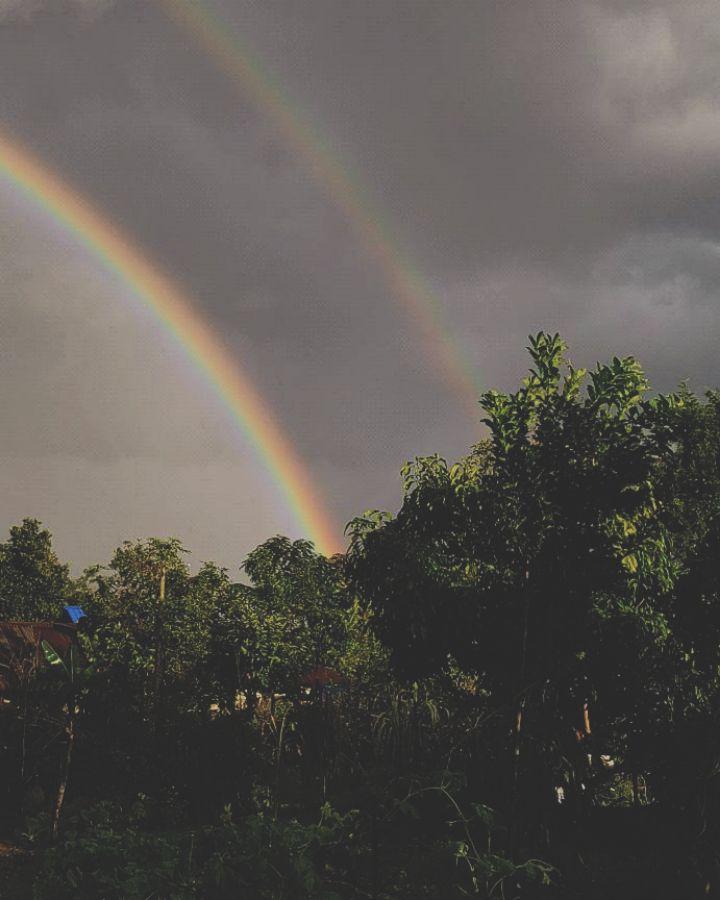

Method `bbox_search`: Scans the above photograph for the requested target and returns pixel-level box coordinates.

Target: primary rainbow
[160,0,482,417]
[0,130,341,556]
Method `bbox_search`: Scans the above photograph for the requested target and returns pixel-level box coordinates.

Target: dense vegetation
[2,333,720,898]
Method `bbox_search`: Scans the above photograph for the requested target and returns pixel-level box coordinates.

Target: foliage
[0,519,70,620]
[33,790,550,900]
[32,800,196,900]
[240,536,350,697]
[4,333,720,897]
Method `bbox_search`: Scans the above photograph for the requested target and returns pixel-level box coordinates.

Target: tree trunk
[632,772,641,807]
[51,708,75,840]
[152,569,166,736]
[512,567,532,787]
[509,566,531,856]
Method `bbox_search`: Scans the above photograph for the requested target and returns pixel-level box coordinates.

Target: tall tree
[347,334,678,816]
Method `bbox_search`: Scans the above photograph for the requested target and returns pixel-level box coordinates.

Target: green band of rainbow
[0,130,341,557]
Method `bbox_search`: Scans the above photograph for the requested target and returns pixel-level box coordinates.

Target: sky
[1,0,719,572]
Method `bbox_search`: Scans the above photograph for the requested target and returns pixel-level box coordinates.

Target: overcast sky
[1,0,719,572]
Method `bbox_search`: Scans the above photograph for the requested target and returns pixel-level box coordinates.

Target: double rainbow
[0,131,341,557]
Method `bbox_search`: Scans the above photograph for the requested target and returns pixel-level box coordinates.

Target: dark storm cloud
[0,0,719,567]
[235,0,720,264]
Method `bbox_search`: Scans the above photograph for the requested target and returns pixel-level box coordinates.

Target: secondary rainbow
[160,0,481,417]
[0,130,341,556]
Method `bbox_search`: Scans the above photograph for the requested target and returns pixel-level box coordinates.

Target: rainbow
[0,130,341,556]
[160,0,482,417]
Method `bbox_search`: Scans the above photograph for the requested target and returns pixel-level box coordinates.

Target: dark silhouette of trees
[3,334,720,897]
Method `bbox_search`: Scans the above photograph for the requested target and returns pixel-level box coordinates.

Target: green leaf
[41,639,65,668]
[622,554,639,574]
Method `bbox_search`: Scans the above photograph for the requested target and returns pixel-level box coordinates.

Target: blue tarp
[63,605,86,624]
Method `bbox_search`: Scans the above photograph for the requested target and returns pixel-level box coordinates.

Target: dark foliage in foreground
[2,334,720,898]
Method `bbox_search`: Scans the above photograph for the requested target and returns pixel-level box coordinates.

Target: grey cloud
[231,0,720,268]
[0,0,114,21]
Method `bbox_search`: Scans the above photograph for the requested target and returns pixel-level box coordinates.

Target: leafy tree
[74,539,240,805]
[0,519,70,620]
[347,334,680,820]
[239,536,349,699]
[82,539,192,718]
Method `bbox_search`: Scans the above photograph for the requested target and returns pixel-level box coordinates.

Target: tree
[0,519,70,620]
[75,539,231,800]
[347,333,679,823]
[239,536,349,700]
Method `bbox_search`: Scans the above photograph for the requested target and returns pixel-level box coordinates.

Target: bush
[33,800,196,900]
